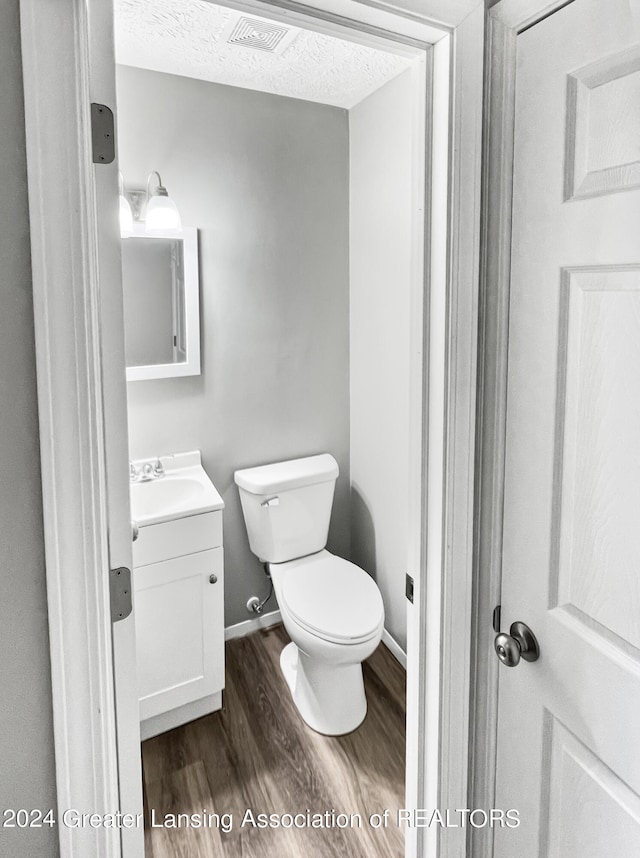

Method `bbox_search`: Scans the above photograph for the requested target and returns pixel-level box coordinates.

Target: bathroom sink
[131,477,205,520]
[130,451,224,527]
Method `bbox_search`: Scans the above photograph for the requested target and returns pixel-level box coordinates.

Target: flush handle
[261,496,280,508]
[494,621,540,667]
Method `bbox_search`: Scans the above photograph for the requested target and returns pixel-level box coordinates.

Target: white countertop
[130,450,224,527]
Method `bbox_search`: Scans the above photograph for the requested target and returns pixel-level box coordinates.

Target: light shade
[119,194,134,238]
[145,194,182,234]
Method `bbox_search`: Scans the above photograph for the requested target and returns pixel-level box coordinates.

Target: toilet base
[280,641,367,736]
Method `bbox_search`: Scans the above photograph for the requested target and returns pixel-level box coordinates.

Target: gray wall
[117,66,351,627]
[0,0,58,855]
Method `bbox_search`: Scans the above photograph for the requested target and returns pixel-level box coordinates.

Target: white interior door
[494,1,640,855]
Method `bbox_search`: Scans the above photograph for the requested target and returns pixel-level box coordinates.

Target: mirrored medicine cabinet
[122,225,200,381]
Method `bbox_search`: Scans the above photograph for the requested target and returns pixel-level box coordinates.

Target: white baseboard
[381,628,407,669]
[225,609,282,641]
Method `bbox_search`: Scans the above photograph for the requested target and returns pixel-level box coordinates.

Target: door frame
[470,1,577,856]
[19,0,483,856]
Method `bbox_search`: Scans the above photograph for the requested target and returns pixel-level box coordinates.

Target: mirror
[122,225,200,380]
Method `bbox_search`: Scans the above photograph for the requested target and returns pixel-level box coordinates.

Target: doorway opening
[114,0,431,855]
[20,0,486,853]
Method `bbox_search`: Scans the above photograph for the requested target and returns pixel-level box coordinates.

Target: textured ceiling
[114,0,414,109]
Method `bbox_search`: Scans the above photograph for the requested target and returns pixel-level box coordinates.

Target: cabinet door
[134,547,224,721]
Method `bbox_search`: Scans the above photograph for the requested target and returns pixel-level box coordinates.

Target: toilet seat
[277,552,384,645]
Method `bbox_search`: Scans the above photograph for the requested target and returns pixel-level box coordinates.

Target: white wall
[349,69,415,651]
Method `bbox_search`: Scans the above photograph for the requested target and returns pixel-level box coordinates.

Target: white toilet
[234,453,384,736]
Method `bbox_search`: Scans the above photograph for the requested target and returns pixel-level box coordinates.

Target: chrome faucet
[129,459,165,482]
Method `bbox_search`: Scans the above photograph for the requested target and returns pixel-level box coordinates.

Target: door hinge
[406,574,414,604]
[91,103,115,165]
[110,566,133,623]
[492,604,502,634]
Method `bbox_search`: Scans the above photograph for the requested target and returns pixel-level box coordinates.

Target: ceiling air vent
[225,16,299,54]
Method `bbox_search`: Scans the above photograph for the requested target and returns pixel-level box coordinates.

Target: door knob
[494,621,540,667]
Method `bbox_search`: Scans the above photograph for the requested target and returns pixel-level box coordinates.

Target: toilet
[234,453,384,735]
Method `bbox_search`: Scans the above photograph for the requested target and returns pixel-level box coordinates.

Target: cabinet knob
[209,574,218,584]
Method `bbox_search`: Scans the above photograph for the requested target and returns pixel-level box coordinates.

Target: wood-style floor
[141,624,406,858]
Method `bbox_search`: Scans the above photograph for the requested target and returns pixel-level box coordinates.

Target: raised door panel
[565,47,640,200]
[552,267,640,650]
[134,547,224,721]
[542,715,640,858]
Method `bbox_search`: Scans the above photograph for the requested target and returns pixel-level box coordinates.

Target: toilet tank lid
[234,454,339,495]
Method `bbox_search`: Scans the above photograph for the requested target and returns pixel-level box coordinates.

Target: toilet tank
[234,454,339,563]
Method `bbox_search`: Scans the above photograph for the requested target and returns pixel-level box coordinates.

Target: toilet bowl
[234,454,385,735]
[270,550,384,735]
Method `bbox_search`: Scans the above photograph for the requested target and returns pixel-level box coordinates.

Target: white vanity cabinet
[129,452,225,741]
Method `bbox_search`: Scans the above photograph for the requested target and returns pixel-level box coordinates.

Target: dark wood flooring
[142,624,406,858]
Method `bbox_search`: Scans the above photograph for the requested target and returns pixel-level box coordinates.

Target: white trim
[19,1,121,857]
[18,1,484,857]
[470,2,574,857]
[402,32,445,858]
[211,0,449,47]
[247,0,482,32]
[391,46,429,858]
[382,629,407,669]
[490,0,575,29]
[404,13,484,858]
[435,9,484,858]
[224,609,283,640]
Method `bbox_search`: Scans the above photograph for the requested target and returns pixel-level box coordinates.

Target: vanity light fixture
[119,171,134,238]
[145,171,182,234]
